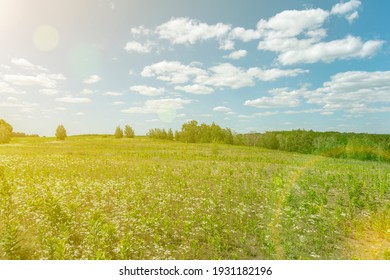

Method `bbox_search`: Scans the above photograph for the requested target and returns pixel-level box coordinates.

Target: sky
[1,0,390,136]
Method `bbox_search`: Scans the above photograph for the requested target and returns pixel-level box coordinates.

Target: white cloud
[141,60,207,84]
[277,35,384,65]
[346,11,359,23]
[56,96,91,103]
[230,27,261,42]
[80,89,94,95]
[130,85,165,96]
[254,111,280,117]
[112,101,125,105]
[244,87,301,108]
[143,61,307,90]
[103,91,123,96]
[308,71,390,113]
[124,41,153,53]
[11,58,48,71]
[83,75,101,84]
[257,5,381,65]
[213,106,232,112]
[331,0,361,15]
[248,67,308,81]
[157,17,231,46]
[223,49,248,60]
[0,81,21,94]
[257,8,330,38]
[261,71,390,114]
[40,88,59,95]
[244,96,300,108]
[3,73,64,88]
[219,39,235,50]
[203,63,255,89]
[130,25,151,37]
[75,112,85,116]
[122,98,192,114]
[174,84,214,95]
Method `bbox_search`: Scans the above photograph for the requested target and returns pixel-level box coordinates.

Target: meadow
[0,136,389,260]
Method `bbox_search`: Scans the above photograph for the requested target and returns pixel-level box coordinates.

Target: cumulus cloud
[253,71,390,114]
[0,81,22,94]
[248,67,308,81]
[157,17,231,46]
[229,27,261,42]
[346,11,359,23]
[331,0,361,16]
[80,89,94,95]
[103,91,122,96]
[141,60,207,84]
[213,106,232,112]
[39,89,59,95]
[130,85,165,96]
[174,84,214,95]
[122,98,192,114]
[203,63,255,89]
[308,71,390,113]
[112,101,125,105]
[277,35,383,65]
[124,41,153,53]
[223,49,248,60]
[3,73,65,88]
[83,75,101,84]
[130,25,152,37]
[257,8,330,39]
[11,58,48,71]
[142,61,307,90]
[257,5,382,65]
[56,96,91,103]
[244,87,301,108]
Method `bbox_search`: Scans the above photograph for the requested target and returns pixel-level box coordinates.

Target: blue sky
[1,0,389,136]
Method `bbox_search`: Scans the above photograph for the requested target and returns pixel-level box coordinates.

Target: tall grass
[0,136,389,259]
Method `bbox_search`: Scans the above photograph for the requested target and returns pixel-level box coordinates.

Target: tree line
[0,119,136,143]
[234,130,390,162]
[147,120,234,144]
[2,118,389,162]
[148,121,390,162]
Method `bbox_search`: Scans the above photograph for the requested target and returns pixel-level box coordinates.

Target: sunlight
[33,25,59,52]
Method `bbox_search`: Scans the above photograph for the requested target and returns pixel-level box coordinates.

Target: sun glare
[33,25,59,52]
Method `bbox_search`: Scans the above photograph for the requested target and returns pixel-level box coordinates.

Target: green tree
[180,120,199,143]
[0,119,13,144]
[55,124,67,141]
[124,124,135,138]
[114,126,123,138]
[167,128,174,140]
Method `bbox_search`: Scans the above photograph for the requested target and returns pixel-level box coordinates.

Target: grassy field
[0,136,389,260]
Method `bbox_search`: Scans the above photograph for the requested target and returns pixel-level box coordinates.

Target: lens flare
[158,108,177,123]
[33,25,59,52]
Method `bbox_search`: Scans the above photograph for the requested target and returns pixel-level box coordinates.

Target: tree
[124,124,135,138]
[55,124,67,140]
[114,126,123,138]
[167,128,174,140]
[0,119,13,144]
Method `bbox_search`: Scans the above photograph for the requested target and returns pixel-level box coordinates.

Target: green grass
[0,136,389,259]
